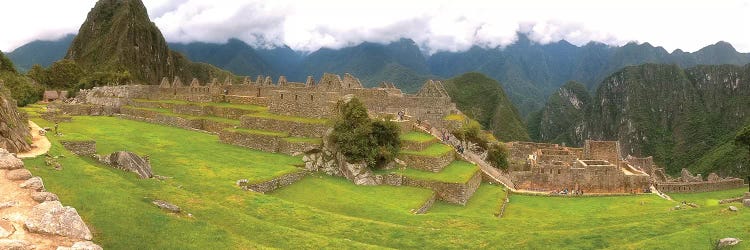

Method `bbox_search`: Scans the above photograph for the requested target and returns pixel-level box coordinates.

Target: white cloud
[2,0,749,54]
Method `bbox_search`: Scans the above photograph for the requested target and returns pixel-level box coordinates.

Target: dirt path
[17,121,50,159]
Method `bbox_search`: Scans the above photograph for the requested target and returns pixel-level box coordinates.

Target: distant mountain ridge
[9,33,750,111]
[531,63,750,176]
[6,34,75,72]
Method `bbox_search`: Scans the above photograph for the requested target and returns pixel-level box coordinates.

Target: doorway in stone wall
[257,88,261,97]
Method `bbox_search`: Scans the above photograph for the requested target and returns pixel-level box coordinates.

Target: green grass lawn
[242,111,329,125]
[22,114,750,249]
[282,137,323,144]
[400,143,454,157]
[400,131,436,143]
[668,187,748,206]
[378,160,479,183]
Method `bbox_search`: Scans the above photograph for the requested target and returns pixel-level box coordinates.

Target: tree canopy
[330,98,401,168]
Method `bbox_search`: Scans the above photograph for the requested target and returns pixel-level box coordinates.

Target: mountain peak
[66,0,232,83]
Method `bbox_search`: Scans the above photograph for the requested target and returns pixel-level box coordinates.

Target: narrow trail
[17,121,50,159]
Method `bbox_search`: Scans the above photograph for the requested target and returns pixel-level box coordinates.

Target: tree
[47,59,84,89]
[27,64,48,84]
[330,98,401,168]
[736,125,750,159]
[486,143,509,171]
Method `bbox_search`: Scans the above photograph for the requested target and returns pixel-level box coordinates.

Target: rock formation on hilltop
[65,0,235,84]
[0,81,31,153]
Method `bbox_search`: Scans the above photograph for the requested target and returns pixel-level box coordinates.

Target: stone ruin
[508,140,650,194]
[507,140,746,194]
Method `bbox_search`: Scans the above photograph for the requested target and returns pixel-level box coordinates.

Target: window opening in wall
[281,94,284,99]
[295,95,298,100]
[257,89,261,97]
[557,169,561,174]
[310,94,314,101]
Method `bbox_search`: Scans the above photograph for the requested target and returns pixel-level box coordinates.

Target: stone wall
[59,140,96,156]
[239,170,308,193]
[379,170,482,205]
[413,193,437,214]
[58,104,118,116]
[239,116,328,137]
[218,130,280,153]
[399,151,455,172]
[511,161,650,193]
[277,139,320,156]
[656,179,745,193]
[583,140,621,166]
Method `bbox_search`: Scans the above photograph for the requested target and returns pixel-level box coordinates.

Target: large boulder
[744,199,750,208]
[24,201,93,240]
[0,239,34,250]
[0,84,32,153]
[152,200,180,213]
[31,192,59,203]
[19,176,44,191]
[102,151,153,178]
[0,149,23,170]
[717,238,742,248]
[5,168,32,180]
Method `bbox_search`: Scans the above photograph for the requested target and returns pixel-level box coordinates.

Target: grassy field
[378,160,480,183]
[20,111,750,249]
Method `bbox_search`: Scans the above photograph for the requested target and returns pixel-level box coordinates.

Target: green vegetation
[331,98,401,167]
[443,72,530,142]
[668,188,748,207]
[399,131,435,143]
[0,51,43,106]
[380,160,479,183]
[531,81,590,145]
[486,143,510,171]
[123,106,241,126]
[400,143,453,157]
[281,137,322,144]
[736,124,750,159]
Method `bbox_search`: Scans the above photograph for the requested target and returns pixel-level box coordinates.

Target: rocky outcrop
[100,151,153,178]
[5,169,32,180]
[303,133,378,185]
[0,220,14,238]
[152,200,180,213]
[0,85,31,153]
[0,239,33,250]
[31,192,59,203]
[24,201,93,240]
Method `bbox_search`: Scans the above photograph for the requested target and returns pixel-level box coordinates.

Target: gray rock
[744,199,750,208]
[728,206,738,212]
[236,179,248,187]
[56,241,103,250]
[717,238,742,248]
[31,192,59,203]
[24,201,93,240]
[103,151,153,178]
[0,239,34,250]
[0,201,19,209]
[19,176,45,191]
[152,199,180,213]
[5,168,32,180]
[0,150,23,170]
[0,220,15,238]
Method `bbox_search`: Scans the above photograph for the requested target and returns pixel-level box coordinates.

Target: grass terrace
[123,106,241,126]
[281,137,323,144]
[400,143,454,157]
[399,131,437,143]
[132,99,268,112]
[378,160,479,183]
[242,111,329,125]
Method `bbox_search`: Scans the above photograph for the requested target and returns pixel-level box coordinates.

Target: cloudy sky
[1,0,749,54]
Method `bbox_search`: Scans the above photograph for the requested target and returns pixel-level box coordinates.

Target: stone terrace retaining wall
[278,139,320,156]
[413,193,437,214]
[59,140,96,156]
[239,116,328,137]
[218,130,280,153]
[224,95,269,106]
[239,170,308,193]
[120,107,234,134]
[399,151,455,173]
[378,170,482,205]
[58,104,118,116]
[656,179,745,193]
